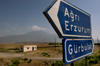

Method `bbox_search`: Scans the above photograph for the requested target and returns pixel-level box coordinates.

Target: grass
[57,49,62,54]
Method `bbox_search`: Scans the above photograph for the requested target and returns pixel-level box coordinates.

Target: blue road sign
[63,38,94,65]
[43,0,91,38]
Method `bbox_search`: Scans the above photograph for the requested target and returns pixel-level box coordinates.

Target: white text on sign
[64,7,91,34]
[68,43,92,55]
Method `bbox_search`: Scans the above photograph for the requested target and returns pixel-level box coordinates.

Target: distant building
[20,45,37,52]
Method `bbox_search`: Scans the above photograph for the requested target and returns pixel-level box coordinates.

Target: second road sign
[63,38,94,65]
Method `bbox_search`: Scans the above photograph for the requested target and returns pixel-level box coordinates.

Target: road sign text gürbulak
[68,41,92,55]
[63,39,94,65]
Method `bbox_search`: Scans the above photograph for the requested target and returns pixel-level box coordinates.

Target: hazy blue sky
[0,0,100,40]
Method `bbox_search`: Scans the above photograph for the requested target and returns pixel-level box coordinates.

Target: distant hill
[0,30,61,43]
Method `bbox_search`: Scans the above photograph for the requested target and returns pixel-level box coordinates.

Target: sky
[0,0,100,40]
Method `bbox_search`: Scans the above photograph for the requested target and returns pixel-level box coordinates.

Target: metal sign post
[85,56,88,66]
[70,62,74,66]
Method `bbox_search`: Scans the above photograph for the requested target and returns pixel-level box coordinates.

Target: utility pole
[55,39,56,51]
[97,38,100,55]
[97,38,99,44]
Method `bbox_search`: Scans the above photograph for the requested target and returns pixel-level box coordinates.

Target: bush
[22,58,28,61]
[5,62,10,66]
[88,54,100,64]
[11,59,20,66]
[27,59,32,63]
[98,55,100,60]
[42,52,50,57]
[52,61,65,66]
[75,54,100,66]
[44,61,48,65]
[8,48,19,50]
[94,43,100,45]
[49,43,61,45]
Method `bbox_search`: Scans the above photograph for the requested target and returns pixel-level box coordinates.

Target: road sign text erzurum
[58,1,91,38]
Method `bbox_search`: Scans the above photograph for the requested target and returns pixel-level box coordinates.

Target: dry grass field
[0,43,100,66]
[0,43,63,66]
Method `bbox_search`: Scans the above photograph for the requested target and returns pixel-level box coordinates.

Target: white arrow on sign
[43,0,91,38]
[43,0,63,38]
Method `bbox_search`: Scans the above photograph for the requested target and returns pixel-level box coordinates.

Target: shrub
[27,59,32,63]
[11,59,20,66]
[98,55,100,60]
[42,52,50,57]
[8,48,19,50]
[88,54,99,64]
[49,43,61,45]
[22,58,28,61]
[52,61,65,66]
[44,61,48,65]
[74,54,100,66]
[5,62,10,66]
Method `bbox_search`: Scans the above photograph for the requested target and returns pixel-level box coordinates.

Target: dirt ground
[0,43,100,66]
[0,43,63,66]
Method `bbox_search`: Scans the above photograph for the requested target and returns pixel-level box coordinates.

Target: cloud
[31,25,46,31]
[12,28,16,30]
[5,23,10,26]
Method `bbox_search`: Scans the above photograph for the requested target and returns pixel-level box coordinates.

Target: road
[0,52,62,60]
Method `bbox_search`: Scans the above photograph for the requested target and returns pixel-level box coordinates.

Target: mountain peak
[0,30,61,43]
